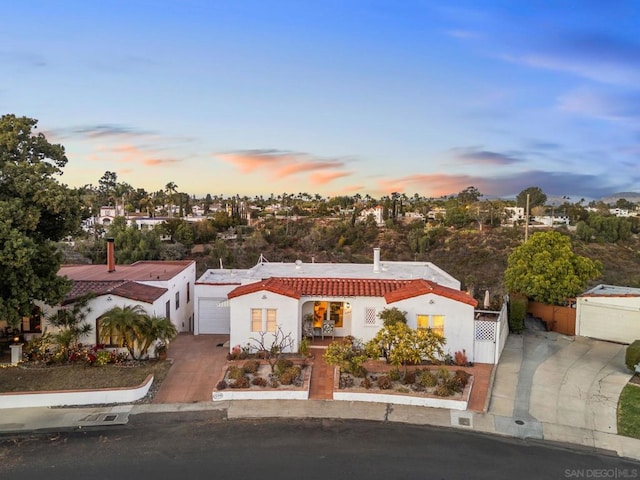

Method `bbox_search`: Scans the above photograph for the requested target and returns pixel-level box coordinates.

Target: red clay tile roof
[384,279,478,307]
[63,280,167,305]
[228,277,477,307]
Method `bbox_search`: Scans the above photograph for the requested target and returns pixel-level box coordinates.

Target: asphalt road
[1,411,639,480]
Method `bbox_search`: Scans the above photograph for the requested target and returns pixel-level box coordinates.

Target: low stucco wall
[0,375,154,409]
[332,369,473,411]
[212,367,311,401]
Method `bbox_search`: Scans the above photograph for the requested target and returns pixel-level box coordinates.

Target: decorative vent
[475,320,495,341]
[364,307,376,326]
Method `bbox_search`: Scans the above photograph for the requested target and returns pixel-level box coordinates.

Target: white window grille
[364,307,376,326]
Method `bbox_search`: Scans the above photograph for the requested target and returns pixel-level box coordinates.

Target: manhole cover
[515,420,525,425]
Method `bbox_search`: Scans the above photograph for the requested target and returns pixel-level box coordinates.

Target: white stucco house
[576,284,640,344]
[29,239,196,347]
[195,248,498,363]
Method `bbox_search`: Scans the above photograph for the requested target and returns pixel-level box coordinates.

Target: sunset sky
[2,1,639,199]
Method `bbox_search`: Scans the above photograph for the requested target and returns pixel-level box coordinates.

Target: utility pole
[525,193,530,241]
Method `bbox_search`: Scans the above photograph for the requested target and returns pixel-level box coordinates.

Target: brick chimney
[106,238,116,272]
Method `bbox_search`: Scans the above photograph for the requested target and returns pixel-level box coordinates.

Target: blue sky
[2,1,639,199]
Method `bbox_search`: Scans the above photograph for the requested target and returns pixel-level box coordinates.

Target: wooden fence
[527,301,576,335]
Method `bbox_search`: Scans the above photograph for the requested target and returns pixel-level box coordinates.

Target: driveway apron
[152,333,229,403]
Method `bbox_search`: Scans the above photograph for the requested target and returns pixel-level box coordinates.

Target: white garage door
[579,303,640,344]
[198,298,230,334]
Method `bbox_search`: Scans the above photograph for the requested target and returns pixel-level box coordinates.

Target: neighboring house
[503,207,525,225]
[358,206,384,226]
[195,248,502,363]
[576,284,640,344]
[31,239,195,346]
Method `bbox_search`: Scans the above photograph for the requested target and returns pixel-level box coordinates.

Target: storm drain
[78,413,126,425]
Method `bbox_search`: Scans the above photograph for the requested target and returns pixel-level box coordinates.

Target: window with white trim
[417,314,445,337]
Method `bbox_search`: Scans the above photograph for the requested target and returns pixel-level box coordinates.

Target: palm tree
[139,315,178,358]
[99,305,148,359]
[165,182,178,217]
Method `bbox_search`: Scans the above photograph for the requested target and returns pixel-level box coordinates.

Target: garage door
[198,298,230,334]
[579,302,640,344]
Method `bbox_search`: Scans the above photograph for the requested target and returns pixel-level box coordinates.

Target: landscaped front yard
[0,360,171,395]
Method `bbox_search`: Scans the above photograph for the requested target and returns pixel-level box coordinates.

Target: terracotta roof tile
[384,279,478,307]
[228,277,477,307]
[63,280,167,305]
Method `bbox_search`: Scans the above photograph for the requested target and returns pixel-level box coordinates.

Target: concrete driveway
[490,328,631,439]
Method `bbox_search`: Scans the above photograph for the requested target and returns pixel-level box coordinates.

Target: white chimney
[373,248,381,273]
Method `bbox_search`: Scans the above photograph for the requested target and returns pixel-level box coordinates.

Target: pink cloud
[220,149,351,186]
[309,171,353,185]
[378,173,487,197]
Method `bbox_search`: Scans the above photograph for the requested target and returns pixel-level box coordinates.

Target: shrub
[454,369,470,386]
[388,367,402,381]
[626,340,640,372]
[299,337,310,357]
[227,365,245,381]
[350,364,368,378]
[434,384,453,397]
[251,376,268,387]
[454,350,468,367]
[93,350,111,366]
[361,377,373,389]
[419,371,437,388]
[269,378,280,388]
[377,375,392,390]
[216,380,228,390]
[436,367,451,382]
[402,371,416,385]
[339,374,355,389]
[243,360,260,375]
[279,365,301,385]
[275,358,294,376]
[411,383,425,392]
[230,376,250,388]
[509,294,527,333]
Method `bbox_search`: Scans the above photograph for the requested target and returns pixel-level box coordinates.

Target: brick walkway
[308,346,334,399]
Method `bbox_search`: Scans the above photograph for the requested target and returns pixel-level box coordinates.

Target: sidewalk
[2,332,640,461]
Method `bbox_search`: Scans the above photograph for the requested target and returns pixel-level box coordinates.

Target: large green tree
[516,186,547,209]
[504,231,601,305]
[0,114,82,327]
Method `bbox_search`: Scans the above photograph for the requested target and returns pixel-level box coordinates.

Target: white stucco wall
[389,294,476,362]
[41,295,167,346]
[139,262,196,332]
[229,290,300,352]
